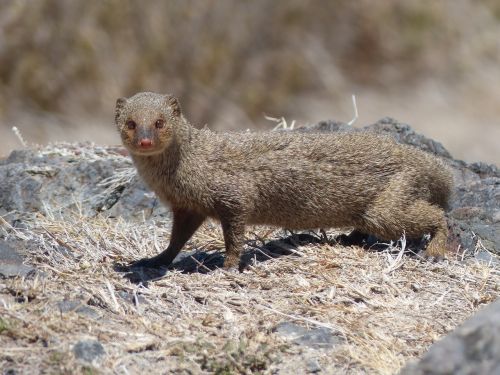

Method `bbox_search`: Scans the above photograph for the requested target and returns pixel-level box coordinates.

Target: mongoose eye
[155,119,165,129]
[126,120,137,130]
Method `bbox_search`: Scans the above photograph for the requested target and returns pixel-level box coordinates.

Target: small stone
[475,250,499,267]
[306,358,322,373]
[274,322,344,349]
[73,339,105,363]
[57,300,82,313]
[75,306,101,319]
[296,327,343,349]
[295,275,311,288]
[410,283,421,293]
[117,291,146,305]
[274,322,308,340]
[0,243,35,279]
[57,300,101,319]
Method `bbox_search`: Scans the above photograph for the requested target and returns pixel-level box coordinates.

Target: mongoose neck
[131,137,181,181]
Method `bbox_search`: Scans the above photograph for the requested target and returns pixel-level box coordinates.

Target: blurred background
[0,0,499,164]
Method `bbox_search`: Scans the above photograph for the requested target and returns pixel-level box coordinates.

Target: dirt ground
[1,212,498,374]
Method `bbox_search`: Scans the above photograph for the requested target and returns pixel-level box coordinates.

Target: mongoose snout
[138,138,153,148]
[115,92,454,271]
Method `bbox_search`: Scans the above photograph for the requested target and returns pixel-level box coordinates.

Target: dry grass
[0,208,498,374]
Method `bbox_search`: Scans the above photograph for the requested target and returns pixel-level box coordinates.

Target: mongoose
[115,92,453,270]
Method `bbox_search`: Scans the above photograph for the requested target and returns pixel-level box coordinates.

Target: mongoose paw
[221,266,240,274]
[420,234,448,262]
[421,252,444,263]
[129,256,166,269]
[222,255,241,273]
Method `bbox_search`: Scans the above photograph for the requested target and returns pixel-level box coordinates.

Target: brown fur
[115,92,454,270]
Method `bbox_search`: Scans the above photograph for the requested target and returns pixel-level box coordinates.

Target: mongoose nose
[139,139,153,148]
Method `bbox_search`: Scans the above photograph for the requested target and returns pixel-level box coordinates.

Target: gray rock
[365,117,453,158]
[474,250,500,267]
[57,299,82,313]
[400,299,500,375]
[73,339,105,363]
[297,118,452,158]
[75,306,101,320]
[56,299,101,319]
[305,358,322,373]
[274,322,344,349]
[296,120,354,134]
[447,174,499,255]
[0,242,35,278]
[117,290,147,305]
[0,145,169,223]
[274,321,309,340]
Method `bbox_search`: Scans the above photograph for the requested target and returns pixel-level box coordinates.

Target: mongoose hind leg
[420,216,448,261]
[130,208,205,269]
[402,200,449,260]
[361,196,449,260]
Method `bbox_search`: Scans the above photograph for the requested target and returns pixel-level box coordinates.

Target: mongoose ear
[115,97,127,122]
[165,95,181,117]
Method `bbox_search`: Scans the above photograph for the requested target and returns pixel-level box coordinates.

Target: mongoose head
[115,92,183,156]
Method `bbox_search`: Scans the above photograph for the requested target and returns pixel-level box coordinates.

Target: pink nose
[139,139,153,148]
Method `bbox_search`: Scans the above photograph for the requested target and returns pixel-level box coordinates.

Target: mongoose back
[115,92,453,270]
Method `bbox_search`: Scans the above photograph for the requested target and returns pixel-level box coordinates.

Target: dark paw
[335,230,378,248]
[129,256,166,270]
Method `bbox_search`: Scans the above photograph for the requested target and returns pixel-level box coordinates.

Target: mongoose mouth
[130,146,164,156]
[133,139,160,154]
[138,138,153,148]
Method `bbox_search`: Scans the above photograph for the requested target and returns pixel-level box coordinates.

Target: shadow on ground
[115,231,431,285]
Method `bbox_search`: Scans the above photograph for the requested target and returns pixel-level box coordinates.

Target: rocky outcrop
[304,117,453,158]
[400,299,500,375]
[0,144,168,223]
[0,119,498,254]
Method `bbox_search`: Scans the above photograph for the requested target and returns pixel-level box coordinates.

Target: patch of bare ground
[0,212,498,374]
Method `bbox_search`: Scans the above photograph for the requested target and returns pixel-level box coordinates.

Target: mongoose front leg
[130,208,205,269]
[219,216,245,271]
